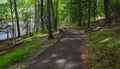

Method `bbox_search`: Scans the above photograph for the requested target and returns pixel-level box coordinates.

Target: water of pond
[0,32,11,40]
[0,22,35,40]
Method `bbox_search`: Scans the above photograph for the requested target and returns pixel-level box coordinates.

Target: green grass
[0,28,59,69]
[20,29,51,43]
[66,24,80,28]
[89,28,120,69]
[20,34,46,43]
[34,28,60,35]
[0,37,47,69]
[36,29,48,35]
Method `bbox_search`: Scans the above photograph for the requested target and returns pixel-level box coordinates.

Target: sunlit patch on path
[26,29,83,69]
[60,38,82,41]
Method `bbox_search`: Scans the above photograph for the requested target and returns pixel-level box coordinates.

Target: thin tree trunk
[34,0,38,32]
[70,0,72,24]
[88,0,92,28]
[47,0,54,39]
[10,0,15,44]
[93,0,97,27]
[51,0,56,30]
[14,0,21,37]
[40,0,45,31]
[55,0,59,30]
[78,0,82,26]
[104,0,111,24]
[93,0,97,22]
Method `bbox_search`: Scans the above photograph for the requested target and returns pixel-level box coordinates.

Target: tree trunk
[55,0,59,30]
[51,0,56,30]
[70,0,73,24]
[34,0,38,32]
[88,0,92,28]
[93,0,97,22]
[47,0,54,39]
[40,0,45,31]
[93,0,97,27]
[104,0,111,24]
[10,0,15,44]
[14,0,21,37]
[78,0,82,26]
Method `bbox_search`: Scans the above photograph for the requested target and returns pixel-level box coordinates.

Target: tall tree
[34,0,38,32]
[88,0,92,28]
[51,0,56,30]
[47,0,54,39]
[78,0,82,26]
[93,0,97,22]
[70,0,73,24]
[14,0,21,37]
[40,0,45,31]
[10,0,15,44]
[52,0,59,31]
[104,0,111,24]
[55,0,59,30]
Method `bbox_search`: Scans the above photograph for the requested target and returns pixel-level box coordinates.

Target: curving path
[26,29,83,69]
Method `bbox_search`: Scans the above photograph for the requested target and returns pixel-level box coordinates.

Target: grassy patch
[0,28,59,69]
[35,29,60,35]
[89,28,120,69]
[66,24,80,28]
[0,38,47,69]
[20,34,47,43]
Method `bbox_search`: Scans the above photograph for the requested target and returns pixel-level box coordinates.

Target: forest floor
[25,28,86,69]
[87,17,120,69]
[0,31,61,69]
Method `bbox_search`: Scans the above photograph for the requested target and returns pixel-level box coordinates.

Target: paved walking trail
[26,29,83,69]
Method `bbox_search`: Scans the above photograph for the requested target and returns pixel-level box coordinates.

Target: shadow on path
[26,29,83,69]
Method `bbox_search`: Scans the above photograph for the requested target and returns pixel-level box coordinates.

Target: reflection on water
[0,32,11,40]
[0,22,35,40]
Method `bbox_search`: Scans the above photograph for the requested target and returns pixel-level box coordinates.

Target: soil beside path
[26,29,83,69]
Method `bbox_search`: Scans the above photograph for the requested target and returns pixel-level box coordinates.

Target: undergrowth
[89,28,120,69]
[0,28,59,69]
[0,37,47,69]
